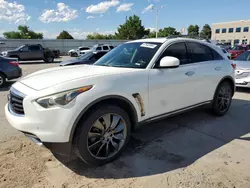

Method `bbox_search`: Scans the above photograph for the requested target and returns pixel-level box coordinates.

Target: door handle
[185,71,195,76]
[215,67,222,71]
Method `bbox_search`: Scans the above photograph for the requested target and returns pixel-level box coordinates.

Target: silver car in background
[234,50,250,88]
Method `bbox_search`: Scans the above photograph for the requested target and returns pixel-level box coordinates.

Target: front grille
[9,89,25,115]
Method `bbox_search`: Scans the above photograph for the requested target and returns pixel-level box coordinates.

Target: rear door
[186,42,224,102]
[28,45,43,60]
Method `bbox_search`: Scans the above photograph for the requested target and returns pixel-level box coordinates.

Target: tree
[200,24,211,39]
[187,25,199,36]
[56,30,74,39]
[115,15,149,40]
[158,27,180,37]
[3,25,43,39]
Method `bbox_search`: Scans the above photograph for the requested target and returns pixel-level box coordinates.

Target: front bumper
[235,78,250,88]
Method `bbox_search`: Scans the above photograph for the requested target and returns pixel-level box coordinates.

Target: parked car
[85,44,114,53]
[228,45,247,59]
[68,46,90,57]
[0,56,22,87]
[1,44,55,63]
[234,50,250,88]
[60,51,108,66]
[5,38,235,166]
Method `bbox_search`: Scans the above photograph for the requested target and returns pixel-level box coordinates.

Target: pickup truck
[1,44,55,63]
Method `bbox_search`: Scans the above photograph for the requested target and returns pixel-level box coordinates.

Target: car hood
[19,65,136,90]
[59,58,88,66]
[234,61,250,70]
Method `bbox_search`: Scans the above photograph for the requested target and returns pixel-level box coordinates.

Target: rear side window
[187,42,213,63]
[159,42,188,65]
[29,45,40,51]
[211,49,224,60]
[110,46,114,49]
[103,46,109,50]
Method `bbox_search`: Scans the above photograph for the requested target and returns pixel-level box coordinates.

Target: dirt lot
[1,57,250,188]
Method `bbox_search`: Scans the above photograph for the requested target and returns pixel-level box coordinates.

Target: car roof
[128,37,216,44]
[128,38,168,43]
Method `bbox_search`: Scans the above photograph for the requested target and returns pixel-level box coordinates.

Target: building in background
[212,20,250,46]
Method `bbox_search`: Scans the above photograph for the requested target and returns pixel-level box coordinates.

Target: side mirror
[159,56,180,68]
[19,49,23,52]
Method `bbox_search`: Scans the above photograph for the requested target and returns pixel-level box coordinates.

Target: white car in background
[234,50,250,88]
[5,38,235,166]
[68,46,90,57]
[81,44,114,55]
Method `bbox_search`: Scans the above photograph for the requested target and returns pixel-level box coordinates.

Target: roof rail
[166,35,209,40]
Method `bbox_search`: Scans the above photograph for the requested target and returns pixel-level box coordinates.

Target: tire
[72,52,78,57]
[0,73,6,88]
[211,81,233,116]
[74,105,131,166]
[44,56,54,63]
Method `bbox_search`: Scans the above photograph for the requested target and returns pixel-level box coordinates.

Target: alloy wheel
[87,113,127,160]
[217,85,232,112]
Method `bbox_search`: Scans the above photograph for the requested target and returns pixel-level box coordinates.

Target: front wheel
[74,105,131,166]
[211,81,233,116]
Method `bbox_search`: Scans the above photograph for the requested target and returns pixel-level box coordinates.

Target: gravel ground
[0,57,250,188]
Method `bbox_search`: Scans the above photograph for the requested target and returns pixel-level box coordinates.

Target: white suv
[5,38,235,166]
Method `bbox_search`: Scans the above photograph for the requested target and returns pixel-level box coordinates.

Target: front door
[149,42,201,117]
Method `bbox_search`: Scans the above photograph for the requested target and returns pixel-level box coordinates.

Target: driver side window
[158,42,188,66]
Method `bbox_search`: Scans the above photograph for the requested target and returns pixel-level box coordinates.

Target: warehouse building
[211,20,250,46]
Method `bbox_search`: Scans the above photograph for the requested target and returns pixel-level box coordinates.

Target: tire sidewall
[0,73,6,87]
[212,82,233,116]
[74,105,131,166]
[44,57,54,63]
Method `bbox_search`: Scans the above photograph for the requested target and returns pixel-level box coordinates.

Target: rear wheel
[44,56,54,63]
[74,105,131,166]
[211,81,233,116]
[0,73,6,88]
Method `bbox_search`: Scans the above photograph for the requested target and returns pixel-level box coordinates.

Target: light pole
[152,5,164,38]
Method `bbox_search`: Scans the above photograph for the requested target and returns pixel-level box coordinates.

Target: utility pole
[152,5,164,38]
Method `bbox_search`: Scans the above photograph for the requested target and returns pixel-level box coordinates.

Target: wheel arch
[69,95,139,142]
[214,76,235,97]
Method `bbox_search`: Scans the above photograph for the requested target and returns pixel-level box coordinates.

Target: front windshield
[94,42,161,68]
[231,46,245,51]
[77,52,94,60]
[235,51,250,61]
[15,45,25,50]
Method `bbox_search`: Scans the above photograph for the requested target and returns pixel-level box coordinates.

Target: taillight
[231,63,236,69]
[9,61,19,66]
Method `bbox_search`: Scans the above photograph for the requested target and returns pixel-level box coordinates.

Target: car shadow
[0,81,15,91]
[53,98,250,179]
[236,87,250,93]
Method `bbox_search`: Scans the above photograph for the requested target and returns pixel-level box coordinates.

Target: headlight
[2,51,7,56]
[36,85,93,108]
